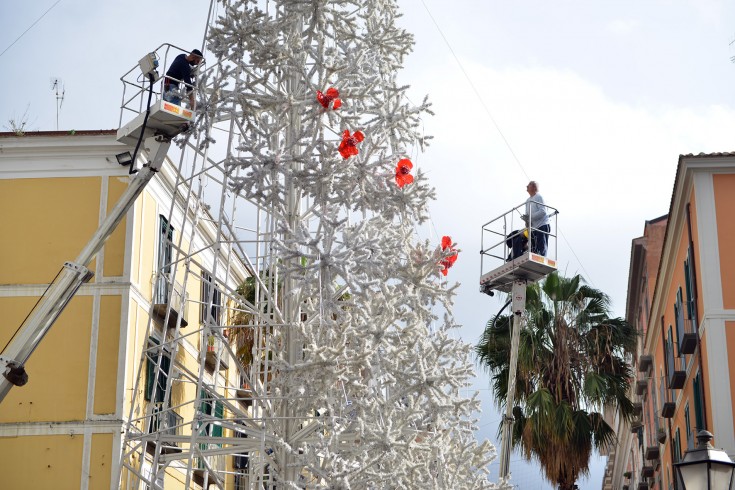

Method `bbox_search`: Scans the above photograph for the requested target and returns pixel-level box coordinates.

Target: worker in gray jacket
[521,180,550,256]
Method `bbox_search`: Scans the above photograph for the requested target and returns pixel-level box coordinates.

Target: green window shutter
[200,391,212,415]
[213,287,222,325]
[198,392,224,440]
[652,377,660,432]
[158,216,174,274]
[685,247,698,331]
[157,216,175,304]
[213,401,224,438]
[156,351,171,403]
[199,390,212,436]
[197,392,209,461]
[145,337,162,401]
[201,272,223,325]
[685,404,692,449]
[693,372,704,431]
[675,288,684,354]
[145,353,154,401]
[145,338,171,404]
[666,326,675,386]
[684,258,693,317]
[201,272,211,324]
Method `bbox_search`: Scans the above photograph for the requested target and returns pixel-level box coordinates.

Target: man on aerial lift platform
[521,180,550,256]
[0,48,197,404]
[507,180,550,260]
[163,49,203,109]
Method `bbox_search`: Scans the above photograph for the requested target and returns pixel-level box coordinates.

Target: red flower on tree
[316,87,342,110]
[395,158,414,188]
[338,129,365,159]
[440,235,458,276]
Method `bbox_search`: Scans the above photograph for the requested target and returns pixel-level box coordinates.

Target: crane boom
[498,280,526,479]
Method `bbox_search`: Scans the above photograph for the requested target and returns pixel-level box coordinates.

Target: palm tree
[476,272,637,490]
[227,270,281,375]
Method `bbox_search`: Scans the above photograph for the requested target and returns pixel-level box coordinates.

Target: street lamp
[674,430,735,489]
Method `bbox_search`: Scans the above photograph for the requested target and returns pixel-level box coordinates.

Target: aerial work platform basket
[117,44,198,146]
[117,100,194,146]
[479,201,558,294]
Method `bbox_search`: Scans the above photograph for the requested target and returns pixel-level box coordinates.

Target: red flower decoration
[316,87,342,110]
[440,235,458,276]
[395,158,414,188]
[338,129,365,159]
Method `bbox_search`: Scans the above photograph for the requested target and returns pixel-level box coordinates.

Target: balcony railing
[677,317,698,355]
[194,448,226,486]
[146,403,183,454]
[659,375,676,418]
[153,275,189,328]
[644,425,660,461]
[638,354,653,373]
[636,378,648,396]
[666,346,686,390]
[235,377,253,408]
[632,400,643,418]
[204,334,229,371]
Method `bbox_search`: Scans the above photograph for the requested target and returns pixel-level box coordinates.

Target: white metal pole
[498,279,527,481]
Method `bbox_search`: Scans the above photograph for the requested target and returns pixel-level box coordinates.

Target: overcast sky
[3,1,735,488]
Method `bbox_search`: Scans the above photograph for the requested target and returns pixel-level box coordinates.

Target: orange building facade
[605,153,735,489]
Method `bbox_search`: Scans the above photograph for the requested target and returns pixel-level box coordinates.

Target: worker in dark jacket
[163,49,203,109]
[506,229,527,261]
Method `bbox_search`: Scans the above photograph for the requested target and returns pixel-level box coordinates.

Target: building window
[652,376,660,432]
[666,326,676,385]
[674,428,682,463]
[199,391,224,440]
[643,275,651,327]
[156,215,174,304]
[234,431,249,474]
[685,403,693,450]
[145,337,171,403]
[684,248,697,330]
[674,287,684,354]
[201,271,222,325]
[693,372,704,431]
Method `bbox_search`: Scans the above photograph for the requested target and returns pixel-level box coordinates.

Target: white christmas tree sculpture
[196,0,499,487]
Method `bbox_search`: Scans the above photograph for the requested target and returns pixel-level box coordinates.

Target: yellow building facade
[0,130,248,489]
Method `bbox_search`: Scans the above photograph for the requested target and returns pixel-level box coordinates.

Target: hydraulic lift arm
[498,279,526,481]
[0,136,172,404]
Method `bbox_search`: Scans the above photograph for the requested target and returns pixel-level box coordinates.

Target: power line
[418,0,528,182]
[418,0,596,287]
[0,1,63,60]
[558,227,595,286]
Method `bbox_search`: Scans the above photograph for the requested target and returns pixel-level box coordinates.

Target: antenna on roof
[50,78,65,130]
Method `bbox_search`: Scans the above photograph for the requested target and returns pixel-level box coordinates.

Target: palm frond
[475,271,637,487]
